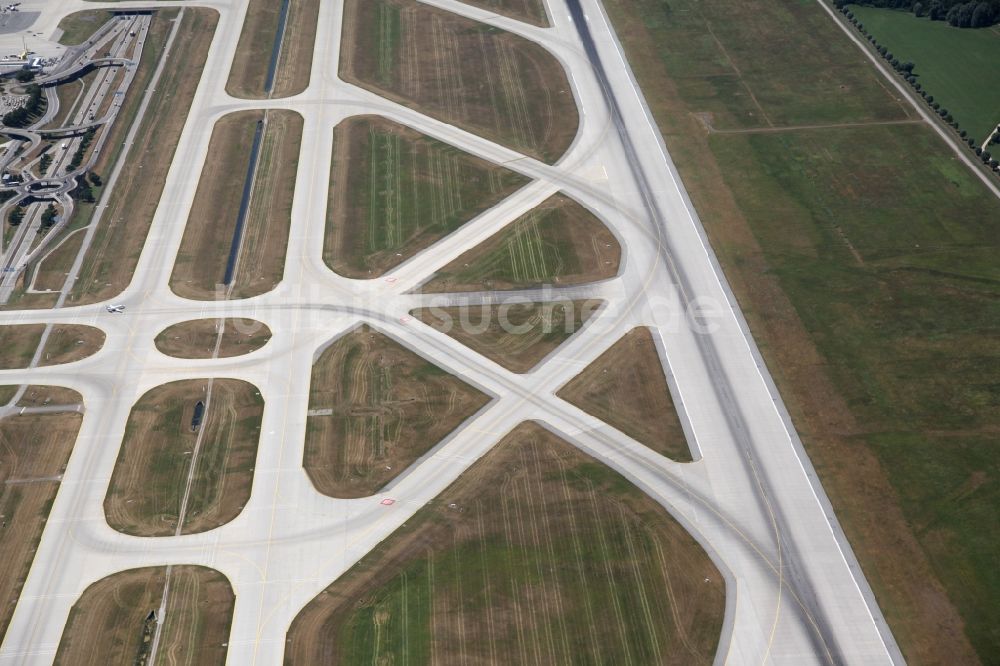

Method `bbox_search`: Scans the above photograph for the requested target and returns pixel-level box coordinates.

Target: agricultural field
[0,324,104,369]
[155,318,272,359]
[325,115,529,278]
[286,422,724,664]
[850,5,1000,143]
[603,0,1000,660]
[54,565,233,666]
[104,379,263,536]
[339,0,578,163]
[68,8,219,306]
[170,110,302,300]
[422,194,620,292]
[0,411,82,639]
[227,0,321,98]
[559,327,692,462]
[456,0,550,26]
[413,300,602,373]
[304,325,490,498]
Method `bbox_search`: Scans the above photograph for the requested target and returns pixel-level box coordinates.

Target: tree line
[838,4,1000,174]
[836,0,1000,27]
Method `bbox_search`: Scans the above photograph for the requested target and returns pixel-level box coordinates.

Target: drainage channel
[264,0,292,95]
[222,118,265,287]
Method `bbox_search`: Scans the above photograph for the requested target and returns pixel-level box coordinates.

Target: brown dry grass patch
[304,325,490,498]
[339,0,578,163]
[227,0,321,98]
[456,0,550,27]
[104,379,263,536]
[68,8,219,306]
[54,565,233,666]
[170,109,301,300]
[422,193,620,293]
[32,229,85,292]
[0,412,82,639]
[155,318,272,359]
[0,324,103,369]
[15,385,83,407]
[325,115,528,278]
[413,300,602,372]
[286,422,723,664]
[559,327,693,462]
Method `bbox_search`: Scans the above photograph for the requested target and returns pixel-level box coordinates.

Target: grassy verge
[286,422,724,664]
[0,324,103,368]
[227,0,321,98]
[0,412,82,639]
[603,0,1000,660]
[304,325,490,498]
[422,194,620,292]
[54,565,233,666]
[340,0,578,163]
[56,10,113,46]
[849,5,1000,143]
[326,115,529,278]
[15,385,83,406]
[559,327,693,462]
[68,8,219,306]
[104,379,263,536]
[169,109,301,300]
[413,300,602,372]
[155,318,272,359]
[455,0,550,27]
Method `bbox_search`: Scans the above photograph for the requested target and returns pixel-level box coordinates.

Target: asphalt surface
[0,0,903,664]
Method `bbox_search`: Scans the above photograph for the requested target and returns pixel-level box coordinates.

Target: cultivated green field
[286,422,724,664]
[603,0,1000,661]
[850,5,1000,143]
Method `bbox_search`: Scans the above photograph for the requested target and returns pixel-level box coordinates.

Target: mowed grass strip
[56,10,112,46]
[0,324,104,369]
[422,194,620,292]
[15,385,83,407]
[340,0,578,163]
[170,109,301,300]
[413,300,603,373]
[559,327,693,462]
[0,411,82,639]
[68,8,218,306]
[155,318,272,359]
[286,422,724,664]
[455,0,550,27]
[104,379,263,536]
[227,0,321,98]
[304,325,490,498]
[850,5,1000,143]
[603,0,1000,660]
[54,565,233,666]
[325,115,529,278]
[32,229,86,292]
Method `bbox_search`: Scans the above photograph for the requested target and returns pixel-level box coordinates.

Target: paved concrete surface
[0,0,903,664]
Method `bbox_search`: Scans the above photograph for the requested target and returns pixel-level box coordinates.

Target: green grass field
[850,5,1000,143]
[286,423,724,664]
[603,0,1000,661]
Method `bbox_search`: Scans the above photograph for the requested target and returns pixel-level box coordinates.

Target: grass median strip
[603,0,1000,660]
[0,324,104,369]
[304,325,490,498]
[170,109,302,300]
[0,411,82,639]
[155,318,272,359]
[325,115,529,278]
[227,0,320,98]
[340,0,578,163]
[286,421,724,664]
[54,565,233,666]
[422,194,620,292]
[413,300,602,373]
[67,8,218,306]
[455,0,550,26]
[104,379,263,536]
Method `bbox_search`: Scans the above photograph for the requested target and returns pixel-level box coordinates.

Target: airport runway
[0,0,903,663]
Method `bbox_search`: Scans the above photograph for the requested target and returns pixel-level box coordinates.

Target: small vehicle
[106,304,125,313]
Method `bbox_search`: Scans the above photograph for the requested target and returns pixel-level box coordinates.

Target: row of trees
[839,5,1000,174]
[2,84,43,128]
[836,0,1000,27]
[67,127,97,173]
